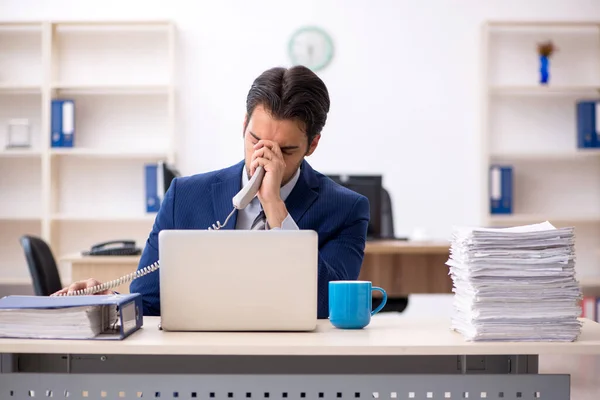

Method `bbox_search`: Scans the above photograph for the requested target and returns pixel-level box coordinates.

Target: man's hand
[250,140,286,205]
[250,140,289,228]
[51,278,111,296]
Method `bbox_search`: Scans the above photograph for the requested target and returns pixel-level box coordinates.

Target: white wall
[2,0,599,240]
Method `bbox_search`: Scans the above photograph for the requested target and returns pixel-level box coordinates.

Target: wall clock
[288,26,334,72]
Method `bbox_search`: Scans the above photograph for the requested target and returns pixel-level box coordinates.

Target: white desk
[1,316,600,399]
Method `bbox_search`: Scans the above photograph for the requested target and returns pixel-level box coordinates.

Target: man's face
[243,104,320,185]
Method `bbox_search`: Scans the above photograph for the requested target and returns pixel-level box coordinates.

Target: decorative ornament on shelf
[537,41,557,85]
[288,26,334,72]
[5,118,31,149]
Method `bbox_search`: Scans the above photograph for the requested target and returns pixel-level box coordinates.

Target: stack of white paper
[446,221,582,342]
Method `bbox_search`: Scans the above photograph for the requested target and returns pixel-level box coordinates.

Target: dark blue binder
[145,164,160,213]
[50,99,75,148]
[51,100,63,147]
[577,100,599,148]
[0,293,143,340]
[489,165,513,214]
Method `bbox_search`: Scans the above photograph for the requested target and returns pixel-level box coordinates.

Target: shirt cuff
[268,213,299,230]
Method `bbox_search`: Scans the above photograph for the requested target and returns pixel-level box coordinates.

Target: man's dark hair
[245,65,330,149]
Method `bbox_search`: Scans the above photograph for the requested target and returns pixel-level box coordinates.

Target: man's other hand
[51,278,111,296]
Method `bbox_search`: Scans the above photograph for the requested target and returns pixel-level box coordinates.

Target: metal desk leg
[0,354,15,373]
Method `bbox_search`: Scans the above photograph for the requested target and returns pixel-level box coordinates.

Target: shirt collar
[242,165,301,202]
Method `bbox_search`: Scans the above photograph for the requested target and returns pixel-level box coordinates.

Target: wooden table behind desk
[359,240,452,297]
[61,254,141,294]
[61,241,451,297]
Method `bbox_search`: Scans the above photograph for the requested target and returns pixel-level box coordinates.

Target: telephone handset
[209,166,265,229]
[233,166,265,209]
[58,166,265,297]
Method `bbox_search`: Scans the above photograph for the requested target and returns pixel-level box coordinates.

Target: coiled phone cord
[207,208,236,230]
[57,208,237,297]
[63,261,160,296]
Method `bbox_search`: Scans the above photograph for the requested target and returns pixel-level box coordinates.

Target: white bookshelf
[0,21,176,285]
[490,149,600,161]
[489,85,600,96]
[49,148,169,159]
[481,21,600,286]
[489,214,600,225]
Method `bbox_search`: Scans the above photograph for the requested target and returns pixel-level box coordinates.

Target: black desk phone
[58,167,266,297]
[83,240,142,256]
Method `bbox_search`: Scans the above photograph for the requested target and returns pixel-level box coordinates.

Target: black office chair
[380,187,395,239]
[19,235,63,296]
[375,188,409,313]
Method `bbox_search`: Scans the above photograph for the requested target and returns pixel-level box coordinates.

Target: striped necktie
[251,210,267,230]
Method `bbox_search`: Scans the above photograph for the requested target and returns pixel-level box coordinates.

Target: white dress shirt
[235,167,301,230]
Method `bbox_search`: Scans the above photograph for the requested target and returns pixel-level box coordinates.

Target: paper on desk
[446,221,582,342]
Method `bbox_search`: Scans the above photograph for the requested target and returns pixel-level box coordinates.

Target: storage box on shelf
[482,21,600,291]
[0,21,176,288]
[0,93,43,155]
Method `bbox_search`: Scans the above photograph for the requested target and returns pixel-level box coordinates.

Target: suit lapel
[210,162,244,230]
[285,160,319,226]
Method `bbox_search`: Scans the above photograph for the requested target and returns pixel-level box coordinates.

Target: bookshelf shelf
[0,216,42,222]
[489,85,600,96]
[489,214,600,225]
[50,148,168,160]
[53,21,171,31]
[51,214,156,223]
[483,20,600,283]
[0,150,42,158]
[0,20,176,286]
[51,83,171,95]
[490,149,600,161]
[0,84,42,94]
[486,21,600,29]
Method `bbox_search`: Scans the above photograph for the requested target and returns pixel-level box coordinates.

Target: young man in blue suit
[54,66,370,319]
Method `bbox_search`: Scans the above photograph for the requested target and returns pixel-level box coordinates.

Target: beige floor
[540,355,600,400]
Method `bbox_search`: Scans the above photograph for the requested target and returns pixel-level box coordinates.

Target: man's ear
[305,134,321,156]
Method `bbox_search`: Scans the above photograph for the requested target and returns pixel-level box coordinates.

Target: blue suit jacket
[130,159,370,318]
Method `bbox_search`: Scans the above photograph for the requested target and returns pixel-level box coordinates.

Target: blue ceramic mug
[328,281,387,329]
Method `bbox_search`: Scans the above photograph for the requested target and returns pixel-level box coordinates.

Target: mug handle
[371,286,387,316]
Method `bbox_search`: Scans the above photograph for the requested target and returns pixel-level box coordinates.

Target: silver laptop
[158,229,318,331]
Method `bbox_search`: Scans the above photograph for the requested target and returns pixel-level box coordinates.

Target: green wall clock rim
[288,25,334,72]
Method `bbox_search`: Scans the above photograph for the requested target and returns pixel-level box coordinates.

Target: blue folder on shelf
[577,100,600,148]
[489,165,513,214]
[51,99,75,148]
[145,163,161,213]
[0,293,142,340]
[145,161,180,213]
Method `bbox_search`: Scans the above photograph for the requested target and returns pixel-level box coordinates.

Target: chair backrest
[19,235,62,296]
[381,187,395,239]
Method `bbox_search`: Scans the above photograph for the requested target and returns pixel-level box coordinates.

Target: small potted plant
[538,41,556,85]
